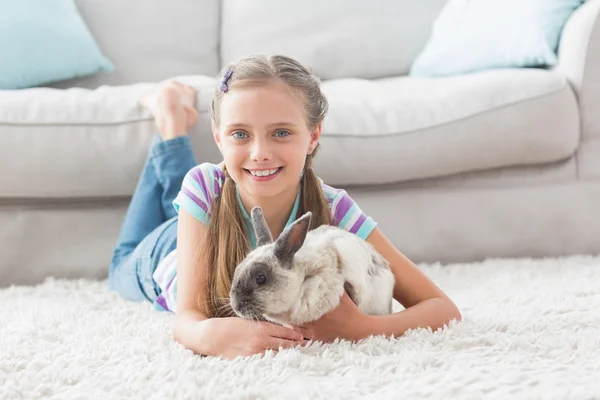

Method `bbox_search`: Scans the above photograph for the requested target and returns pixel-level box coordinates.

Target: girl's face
[213,79,321,200]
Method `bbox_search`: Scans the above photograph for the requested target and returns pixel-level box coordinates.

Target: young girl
[108,54,461,360]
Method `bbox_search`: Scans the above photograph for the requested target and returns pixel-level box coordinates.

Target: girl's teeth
[251,168,279,177]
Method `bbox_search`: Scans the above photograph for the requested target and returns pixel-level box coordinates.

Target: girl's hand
[296,291,371,343]
[204,317,309,360]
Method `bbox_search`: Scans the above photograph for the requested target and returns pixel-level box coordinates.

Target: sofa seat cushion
[0,75,221,198]
[316,68,580,186]
[0,69,580,198]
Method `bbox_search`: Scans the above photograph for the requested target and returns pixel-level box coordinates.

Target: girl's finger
[292,326,314,340]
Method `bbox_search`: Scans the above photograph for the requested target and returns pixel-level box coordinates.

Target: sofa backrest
[48,0,446,89]
[49,0,221,89]
[221,0,447,80]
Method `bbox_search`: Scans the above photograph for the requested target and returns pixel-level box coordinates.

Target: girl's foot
[140,80,199,141]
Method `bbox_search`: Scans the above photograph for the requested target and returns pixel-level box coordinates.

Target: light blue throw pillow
[0,0,114,89]
[410,0,586,77]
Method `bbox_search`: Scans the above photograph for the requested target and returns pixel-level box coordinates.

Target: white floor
[1,255,600,399]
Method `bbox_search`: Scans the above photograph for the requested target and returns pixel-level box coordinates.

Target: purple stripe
[335,193,353,223]
[165,274,176,291]
[182,187,208,213]
[156,294,169,311]
[213,167,225,195]
[214,171,222,195]
[192,168,211,203]
[349,213,367,234]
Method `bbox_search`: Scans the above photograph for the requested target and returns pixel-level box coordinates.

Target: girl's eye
[232,131,248,139]
[274,130,290,138]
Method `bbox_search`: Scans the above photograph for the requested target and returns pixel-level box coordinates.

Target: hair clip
[219,69,233,92]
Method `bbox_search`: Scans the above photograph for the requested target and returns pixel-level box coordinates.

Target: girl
[108,54,461,360]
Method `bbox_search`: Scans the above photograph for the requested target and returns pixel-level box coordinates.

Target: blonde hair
[199,54,331,318]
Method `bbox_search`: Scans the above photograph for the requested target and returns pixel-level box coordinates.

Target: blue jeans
[108,135,197,303]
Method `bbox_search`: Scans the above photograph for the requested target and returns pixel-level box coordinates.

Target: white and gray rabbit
[229,206,396,327]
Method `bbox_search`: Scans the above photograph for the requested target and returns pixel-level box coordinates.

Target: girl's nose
[250,139,272,161]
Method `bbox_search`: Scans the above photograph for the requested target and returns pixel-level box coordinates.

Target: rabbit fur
[229,206,395,327]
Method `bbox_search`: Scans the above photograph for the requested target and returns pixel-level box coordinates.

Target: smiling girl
[108,54,461,360]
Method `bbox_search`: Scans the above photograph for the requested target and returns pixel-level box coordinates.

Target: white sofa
[1,0,599,287]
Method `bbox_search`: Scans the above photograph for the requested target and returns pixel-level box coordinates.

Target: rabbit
[229,206,396,327]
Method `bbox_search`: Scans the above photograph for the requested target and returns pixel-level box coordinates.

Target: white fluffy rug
[2,255,600,399]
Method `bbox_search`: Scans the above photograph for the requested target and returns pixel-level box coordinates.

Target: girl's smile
[244,167,284,181]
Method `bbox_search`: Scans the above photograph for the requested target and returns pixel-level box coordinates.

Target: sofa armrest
[556,0,600,140]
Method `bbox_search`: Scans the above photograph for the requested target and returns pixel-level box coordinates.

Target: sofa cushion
[0,75,221,199]
[0,0,114,90]
[220,0,448,80]
[0,69,579,198]
[315,68,580,186]
[409,0,585,78]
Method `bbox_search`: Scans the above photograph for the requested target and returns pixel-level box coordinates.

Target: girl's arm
[172,209,214,355]
[298,227,462,342]
[362,227,462,337]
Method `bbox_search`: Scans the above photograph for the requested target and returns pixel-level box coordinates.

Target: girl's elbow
[451,307,462,323]
[445,298,462,323]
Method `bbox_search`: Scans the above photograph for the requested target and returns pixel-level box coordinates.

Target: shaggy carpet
[1,255,600,399]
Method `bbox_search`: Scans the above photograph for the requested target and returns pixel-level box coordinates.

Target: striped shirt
[152,162,377,313]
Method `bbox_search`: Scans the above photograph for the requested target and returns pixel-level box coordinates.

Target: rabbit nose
[232,295,248,313]
[235,288,254,307]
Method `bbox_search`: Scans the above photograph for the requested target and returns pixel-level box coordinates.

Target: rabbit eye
[255,274,267,285]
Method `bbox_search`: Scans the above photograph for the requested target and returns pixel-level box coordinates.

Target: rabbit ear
[251,206,273,246]
[274,212,312,265]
